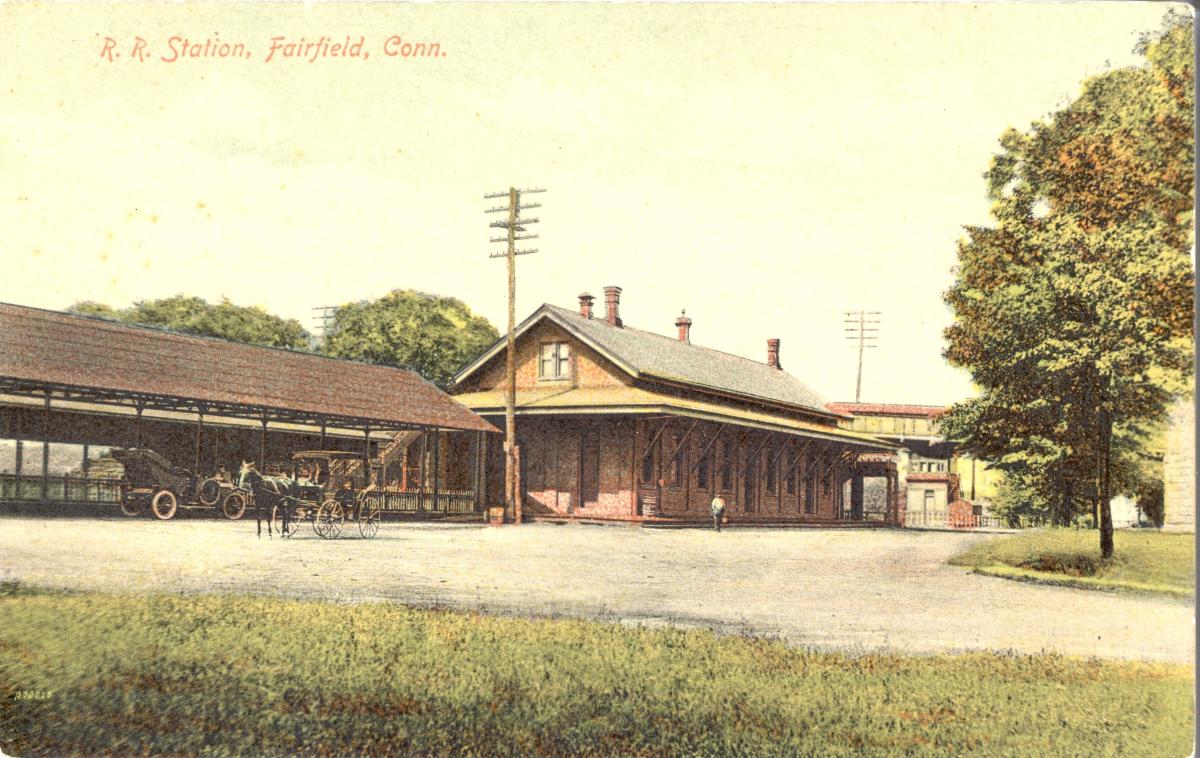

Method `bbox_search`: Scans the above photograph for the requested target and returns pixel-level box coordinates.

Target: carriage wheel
[271,504,299,538]
[358,496,381,539]
[120,498,141,517]
[197,478,223,506]
[314,499,344,540]
[151,490,178,520]
[222,491,247,520]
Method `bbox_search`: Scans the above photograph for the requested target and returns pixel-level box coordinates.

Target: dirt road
[0,517,1191,662]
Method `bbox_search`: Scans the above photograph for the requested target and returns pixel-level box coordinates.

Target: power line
[485,187,545,525]
[844,310,881,403]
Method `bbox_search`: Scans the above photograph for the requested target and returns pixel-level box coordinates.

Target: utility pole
[486,186,544,524]
[844,310,881,403]
[311,305,339,347]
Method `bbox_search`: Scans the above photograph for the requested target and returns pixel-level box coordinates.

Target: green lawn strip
[969,564,1194,599]
[949,529,1195,599]
[0,587,1192,757]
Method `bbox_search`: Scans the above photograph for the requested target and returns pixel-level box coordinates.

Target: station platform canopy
[0,302,497,437]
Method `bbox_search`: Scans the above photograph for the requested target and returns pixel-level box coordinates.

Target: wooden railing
[903,510,1012,529]
[0,474,122,503]
[376,487,477,514]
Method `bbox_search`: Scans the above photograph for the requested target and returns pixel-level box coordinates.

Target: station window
[719,440,733,491]
[804,468,816,514]
[785,449,797,495]
[538,342,571,380]
[765,449,777,494]
[666,434,683,488]
[696,452,709,490]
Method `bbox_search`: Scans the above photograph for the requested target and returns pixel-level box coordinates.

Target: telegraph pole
[844,310,880,403]
[486,186,544,524]
[311,305,338,347]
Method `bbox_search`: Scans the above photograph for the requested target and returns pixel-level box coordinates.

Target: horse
[238,461,304,538]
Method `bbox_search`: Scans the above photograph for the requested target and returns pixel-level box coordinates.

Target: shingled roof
[455,303,842,419]
[0,302,496,432]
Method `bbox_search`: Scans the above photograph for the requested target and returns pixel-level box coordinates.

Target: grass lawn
[948,529,1196,599]
[0,584,1192,757]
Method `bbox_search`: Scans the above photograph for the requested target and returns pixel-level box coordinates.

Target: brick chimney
[767,338,781,370]
[675,310,692,344]
[603,286,623,327]
[578,292,595,319]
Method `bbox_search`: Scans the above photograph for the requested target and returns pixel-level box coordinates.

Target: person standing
[710,493,727,532]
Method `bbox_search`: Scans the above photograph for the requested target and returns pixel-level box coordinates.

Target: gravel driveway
[0,517,1191,662]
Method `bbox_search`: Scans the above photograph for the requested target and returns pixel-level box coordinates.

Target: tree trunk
[1060,477,1073,528]
[1099,409,1114,559]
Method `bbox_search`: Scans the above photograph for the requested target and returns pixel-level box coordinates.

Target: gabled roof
[454,303,842,420]
[0,302,497,433]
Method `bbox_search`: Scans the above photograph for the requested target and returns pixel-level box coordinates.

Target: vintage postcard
[0,2,1194,756]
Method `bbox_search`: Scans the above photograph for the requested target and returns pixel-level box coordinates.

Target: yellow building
[827,402,1001,525]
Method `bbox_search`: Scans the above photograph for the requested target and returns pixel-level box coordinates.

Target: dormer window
[539,342,571,380]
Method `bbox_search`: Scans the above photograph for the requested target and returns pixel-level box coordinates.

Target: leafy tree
[321,290,499,388]
[941,12,1194,558]
[989,472,1053,528]
[68,296,310,349]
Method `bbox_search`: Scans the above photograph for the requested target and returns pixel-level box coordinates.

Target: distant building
[1163,395,1195,532]
[826,402,1001,527]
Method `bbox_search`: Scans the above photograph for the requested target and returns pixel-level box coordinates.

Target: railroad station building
[452,287,902,525]
[0,302,496,516]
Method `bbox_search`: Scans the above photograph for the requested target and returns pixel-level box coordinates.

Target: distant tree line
[69,290,499,390]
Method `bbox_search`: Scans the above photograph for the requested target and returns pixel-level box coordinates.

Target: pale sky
[0,2,1180,406]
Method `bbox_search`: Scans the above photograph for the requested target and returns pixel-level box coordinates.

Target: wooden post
[418,430,427,512]
[258,418,268,469]
[472,431,483,511]
[432,429,441,513]
[513,443,522,522]
[14,440,22,501]
[257,417,268,538]
[41,394,50,503]
[363,426,372,487]
[194,409,204,475]
[134,402,144,449]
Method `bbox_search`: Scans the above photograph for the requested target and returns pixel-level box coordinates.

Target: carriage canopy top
[0,302,497,434]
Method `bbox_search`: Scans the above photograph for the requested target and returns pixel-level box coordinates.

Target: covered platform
[0,302,497,516]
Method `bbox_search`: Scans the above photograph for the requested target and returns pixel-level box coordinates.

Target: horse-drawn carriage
[237,450,382,539]
[111,448,250,520]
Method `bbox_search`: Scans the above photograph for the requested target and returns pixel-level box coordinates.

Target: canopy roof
[453,386,899,451]
[0,302,496,433]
